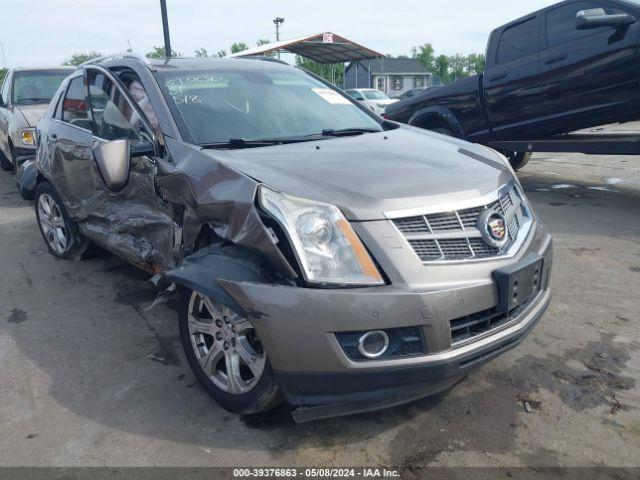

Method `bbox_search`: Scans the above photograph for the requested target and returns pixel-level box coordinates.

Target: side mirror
[93,139,131,192]
[576,8,635,30]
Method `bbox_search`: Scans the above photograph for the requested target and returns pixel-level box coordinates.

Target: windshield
[12,70,70,105]
[362,90,390,100]
[156,67,381,144]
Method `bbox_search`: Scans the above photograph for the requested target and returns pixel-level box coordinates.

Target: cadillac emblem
[477,209,509,248]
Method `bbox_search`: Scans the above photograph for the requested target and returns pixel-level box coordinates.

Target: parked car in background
[345,88,398,116]
[28,55,551,421]
[385,0,640,170]
[0,67,72,171]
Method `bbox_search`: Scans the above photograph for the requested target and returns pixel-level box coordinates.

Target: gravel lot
[1,136,639,468]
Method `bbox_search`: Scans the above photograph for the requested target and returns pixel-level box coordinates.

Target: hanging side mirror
[93,139,131,192]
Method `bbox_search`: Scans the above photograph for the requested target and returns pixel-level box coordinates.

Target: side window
[498,17,539,64]
[546,2,625,48]
[62,76,90,128]
[87,70,145,141]
[1,74,11,106]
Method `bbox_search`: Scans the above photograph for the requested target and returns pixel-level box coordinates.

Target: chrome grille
[393,184,531,263]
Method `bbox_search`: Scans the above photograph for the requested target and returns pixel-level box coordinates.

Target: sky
[2,0,557,68]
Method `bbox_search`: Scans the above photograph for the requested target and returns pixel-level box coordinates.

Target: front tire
[34,181,86,259]
[505,151,532,170]
[179,288,283,414]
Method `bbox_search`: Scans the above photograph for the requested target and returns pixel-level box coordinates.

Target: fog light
[358,330,389,359]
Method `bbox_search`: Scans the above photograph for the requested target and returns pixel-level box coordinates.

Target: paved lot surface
[1,138,639,468]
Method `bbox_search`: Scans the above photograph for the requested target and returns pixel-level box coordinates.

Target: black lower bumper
[276,289,549,409]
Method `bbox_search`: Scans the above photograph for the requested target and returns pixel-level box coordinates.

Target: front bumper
[278,288,549,407]
[220,232,552,407]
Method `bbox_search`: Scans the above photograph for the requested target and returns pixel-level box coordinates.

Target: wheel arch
[408,106,466,139]
[164,244,273,320]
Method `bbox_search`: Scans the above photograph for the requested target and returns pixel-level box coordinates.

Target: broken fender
[163,245,273,317]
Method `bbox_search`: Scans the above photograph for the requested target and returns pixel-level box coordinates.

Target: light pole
[273,17,284,59]
[160,0,172,58]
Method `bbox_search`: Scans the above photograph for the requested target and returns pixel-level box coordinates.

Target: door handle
[545,54,567,65]
[50,133,58,139]
[489,73,507,82]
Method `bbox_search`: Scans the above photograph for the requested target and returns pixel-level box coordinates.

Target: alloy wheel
[37,193,70,255]
[187,291,266,395]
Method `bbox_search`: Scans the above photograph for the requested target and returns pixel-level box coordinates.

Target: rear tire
[179,288,283,415]
[505,151,532,170]
[34,181,87,259]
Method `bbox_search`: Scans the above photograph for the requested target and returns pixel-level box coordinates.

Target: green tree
[62,51,102,66]
[435,55,450,83]
[415,43,436,73]
[295,56,343,85]
[230,42,249,54]
[216,50,227,58]
[0,68,7,85]
[447,53,468,81]
[194,47,209,58]
[466,53,485,75]
[145,45,181,58]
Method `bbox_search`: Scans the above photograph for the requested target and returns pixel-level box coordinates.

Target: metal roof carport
[228,32,384,86]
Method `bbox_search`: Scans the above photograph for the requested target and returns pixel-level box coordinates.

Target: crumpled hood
[204,126,515,221]
[15,104,48,127]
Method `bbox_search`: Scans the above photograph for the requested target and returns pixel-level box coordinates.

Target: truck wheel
[179,288,283,415]
[34,181,87,259]
[506,152,532,170]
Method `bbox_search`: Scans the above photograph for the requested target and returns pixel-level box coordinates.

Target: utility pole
[160,0,172,58]
[273,17,284,59]
[0,43,6,69]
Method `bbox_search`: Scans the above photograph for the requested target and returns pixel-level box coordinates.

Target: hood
[203,126,514,221]
[15,104,48,127]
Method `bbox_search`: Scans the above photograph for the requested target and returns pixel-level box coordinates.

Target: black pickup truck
[385,0,640,169]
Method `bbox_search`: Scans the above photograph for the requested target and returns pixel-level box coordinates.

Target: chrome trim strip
[383,181,517,220]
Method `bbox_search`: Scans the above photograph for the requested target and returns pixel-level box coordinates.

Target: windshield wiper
[320,127,382,137]
[18,97,51,103]
[201,137,325,149]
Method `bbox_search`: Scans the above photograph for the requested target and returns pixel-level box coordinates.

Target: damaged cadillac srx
[30,55,552,421]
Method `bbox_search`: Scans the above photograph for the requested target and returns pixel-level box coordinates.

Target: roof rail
[79,53,152,67]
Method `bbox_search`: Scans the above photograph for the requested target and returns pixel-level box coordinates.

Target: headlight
[21,128,35,146]
[259,186,384,286]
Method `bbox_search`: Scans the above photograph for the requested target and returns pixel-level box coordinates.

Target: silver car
[0,67,72,171]
[345,88,398,116]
